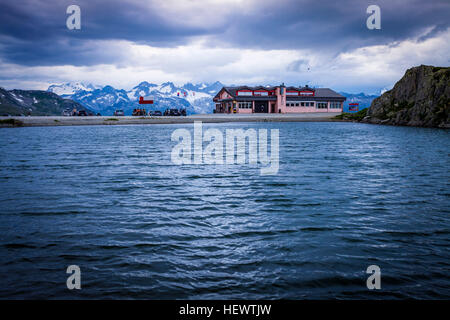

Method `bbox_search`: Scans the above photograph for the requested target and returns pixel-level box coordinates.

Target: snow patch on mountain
[10,92,24,104]
[48,82,101,96]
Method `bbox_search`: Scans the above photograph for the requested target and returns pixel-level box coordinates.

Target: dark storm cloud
[0,0,448,66]
[0,0,210,66]
[219,0,450,51]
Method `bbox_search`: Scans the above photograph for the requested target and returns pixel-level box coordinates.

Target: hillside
[0,88,93,116]
[363,65,449,128]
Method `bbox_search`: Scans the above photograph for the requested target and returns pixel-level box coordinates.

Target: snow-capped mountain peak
[127,81,159,100]
[158,82,177,94]
[379,86,392,95]
[135,81,157,88]
[47,82,101,96]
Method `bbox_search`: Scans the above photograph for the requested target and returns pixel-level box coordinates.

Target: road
[0,112,343,127]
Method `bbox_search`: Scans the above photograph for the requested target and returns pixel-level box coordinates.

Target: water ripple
[0,122,449,299]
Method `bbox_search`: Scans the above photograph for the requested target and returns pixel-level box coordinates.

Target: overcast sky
[0,0,449,94]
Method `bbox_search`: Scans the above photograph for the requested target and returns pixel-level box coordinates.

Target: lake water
[0,122,449,299]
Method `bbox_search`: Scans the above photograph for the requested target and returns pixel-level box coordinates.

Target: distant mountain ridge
[0,87,93,116]
[48,81,224,116]
[339,92,379,112]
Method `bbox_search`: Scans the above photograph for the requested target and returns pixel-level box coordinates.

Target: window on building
[301,102,305,107]
[286,91,299,96]
[330,102,341,109]
[237,91,253,96]
[295,103,299,106]
[238,102,252,109]
[254,91,268,96]
[317,102,328,109]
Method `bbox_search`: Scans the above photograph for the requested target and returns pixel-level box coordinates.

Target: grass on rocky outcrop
[334,108,368,121]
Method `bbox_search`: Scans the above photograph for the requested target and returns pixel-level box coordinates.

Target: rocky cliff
[363,65,449,128]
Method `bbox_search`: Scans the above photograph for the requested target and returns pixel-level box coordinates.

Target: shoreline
[0,113,344,127]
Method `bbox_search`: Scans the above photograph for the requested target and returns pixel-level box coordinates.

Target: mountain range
[47,81,379,115]
[47,81,224,116]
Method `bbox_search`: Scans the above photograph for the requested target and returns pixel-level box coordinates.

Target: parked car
[149,110,162,116]
[132,108,147,116]
[77,110,87,116]
[62,108,72,116]
[164,108,181,116]
[114,110,125,116]
[96,113,102,116]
